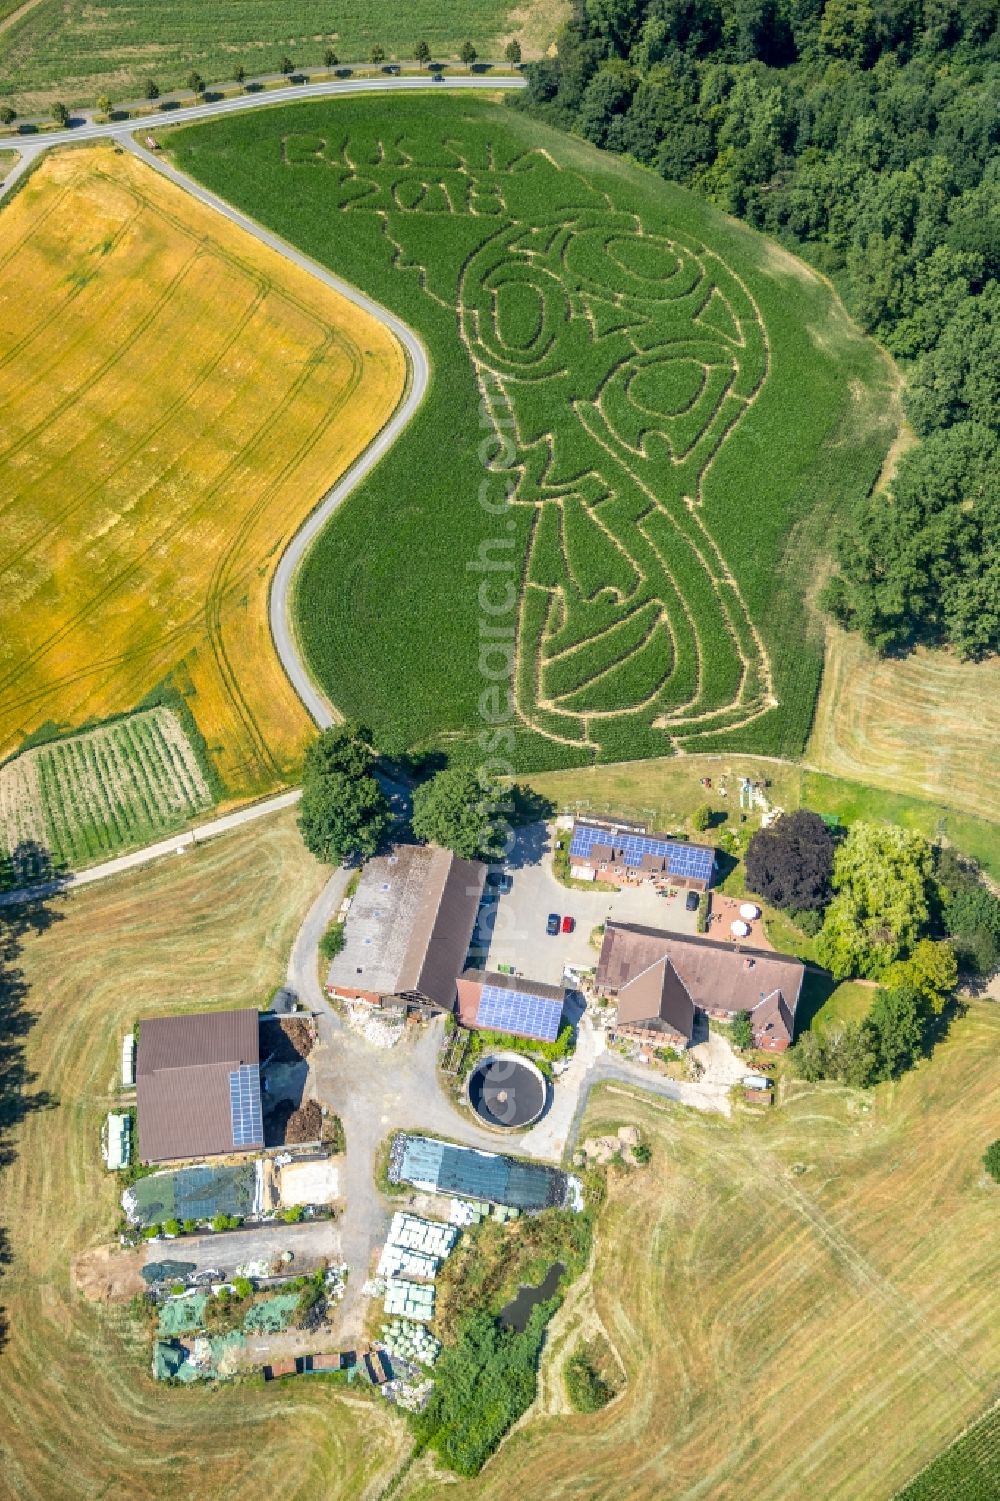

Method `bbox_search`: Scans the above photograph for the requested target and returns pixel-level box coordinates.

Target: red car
[561,915,575,934]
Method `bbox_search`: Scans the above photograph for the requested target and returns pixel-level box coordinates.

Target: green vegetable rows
[172,96,895,770]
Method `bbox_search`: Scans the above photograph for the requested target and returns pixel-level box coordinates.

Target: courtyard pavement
[475,822,700,986]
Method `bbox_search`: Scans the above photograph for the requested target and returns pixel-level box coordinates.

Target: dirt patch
[261,1015,316,1063]
[72,1244,146,1302]
[284,1098,323,1144]
[873,415,918,496]
[761,239,819,285]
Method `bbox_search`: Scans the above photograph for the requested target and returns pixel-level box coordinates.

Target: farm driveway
[477,822,701,985]
[144,1219,341,1279]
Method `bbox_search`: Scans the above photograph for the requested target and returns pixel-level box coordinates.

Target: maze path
[286,122,774,755]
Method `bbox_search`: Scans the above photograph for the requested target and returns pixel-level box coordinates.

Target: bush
[984,1140,1000,1184]
[163,1218,181,1237]
[319,920,346,960]
[231,1276,254,1300]
[633,1142,652,1165]
[182,1219,197,1234]
[412,1303,556,1474]
[210,1213,241,1232]
[565,1347,615,1412]
[731,1011,754,1050]
[282,1204,304,1223]
[169,1282,186,1295]
[142,1223,162,1239]
[691,802,712,833]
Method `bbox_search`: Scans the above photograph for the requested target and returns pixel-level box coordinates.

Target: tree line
[516,0,999,660]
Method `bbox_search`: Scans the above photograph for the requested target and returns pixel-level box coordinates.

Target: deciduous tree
[745,810,835,911]
[411,766,508,861]
[816,823,933,979]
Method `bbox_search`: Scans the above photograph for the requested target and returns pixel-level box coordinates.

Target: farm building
[326,843,486,1012]
[569,819,715,890]
[596,922,804,1051]
[135,1008,263,1163]
[456,968,566,1042]
[390,1133,570,1212]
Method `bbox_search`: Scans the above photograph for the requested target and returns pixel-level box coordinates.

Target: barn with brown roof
[326,844,487,1013]
[136,1007,263,1163]
[596,922,804,1050]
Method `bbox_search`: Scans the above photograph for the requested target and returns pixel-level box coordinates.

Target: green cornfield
[172,95,896,772]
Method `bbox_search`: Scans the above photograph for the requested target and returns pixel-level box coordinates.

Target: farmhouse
[569,819,715,891]
[456,969,566,1043]
[326,844,486,1012]
[136,1008,263,1163]
[596,922,804,1051]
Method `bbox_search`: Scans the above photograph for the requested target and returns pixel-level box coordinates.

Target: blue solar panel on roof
[478,984,563,1042]
[570,823,713,878]
[229,1064,262,1147]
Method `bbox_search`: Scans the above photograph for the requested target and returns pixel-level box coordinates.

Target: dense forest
[517,0,999,659]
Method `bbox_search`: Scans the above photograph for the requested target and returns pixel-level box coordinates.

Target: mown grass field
[398,1013,1000,1500]
[808,625,1000,826]
[171,95,897,773]
[0,145,404,802]
[0,708,211,879]
[0,0,555,112]
[895,1403,1000,1500]
[0,810,411,1500]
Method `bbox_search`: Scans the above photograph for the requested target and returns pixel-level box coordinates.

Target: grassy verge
[527,753,1000,880]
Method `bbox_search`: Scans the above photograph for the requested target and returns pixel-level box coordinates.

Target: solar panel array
[569,822,714,881]
[477,983,563,1042]
[229,1064,263,1148]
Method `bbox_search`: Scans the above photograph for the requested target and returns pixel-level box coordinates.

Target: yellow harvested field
[808,626,1000,824]
[0,146,405,800]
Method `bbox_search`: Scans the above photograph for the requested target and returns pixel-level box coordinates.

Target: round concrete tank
[466,1052,547,1131]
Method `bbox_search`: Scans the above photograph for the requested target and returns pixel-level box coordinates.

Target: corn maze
[460,211,771,752]
[0,707,211,877]
[174,99,895,769]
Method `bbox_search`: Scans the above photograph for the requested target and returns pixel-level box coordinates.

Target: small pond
[499,1261,565,1333]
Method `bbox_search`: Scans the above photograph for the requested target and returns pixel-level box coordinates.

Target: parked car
[685,890,700,912]
[546,913,561,935]
[561,915,575,933]
[488,870,512,894]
